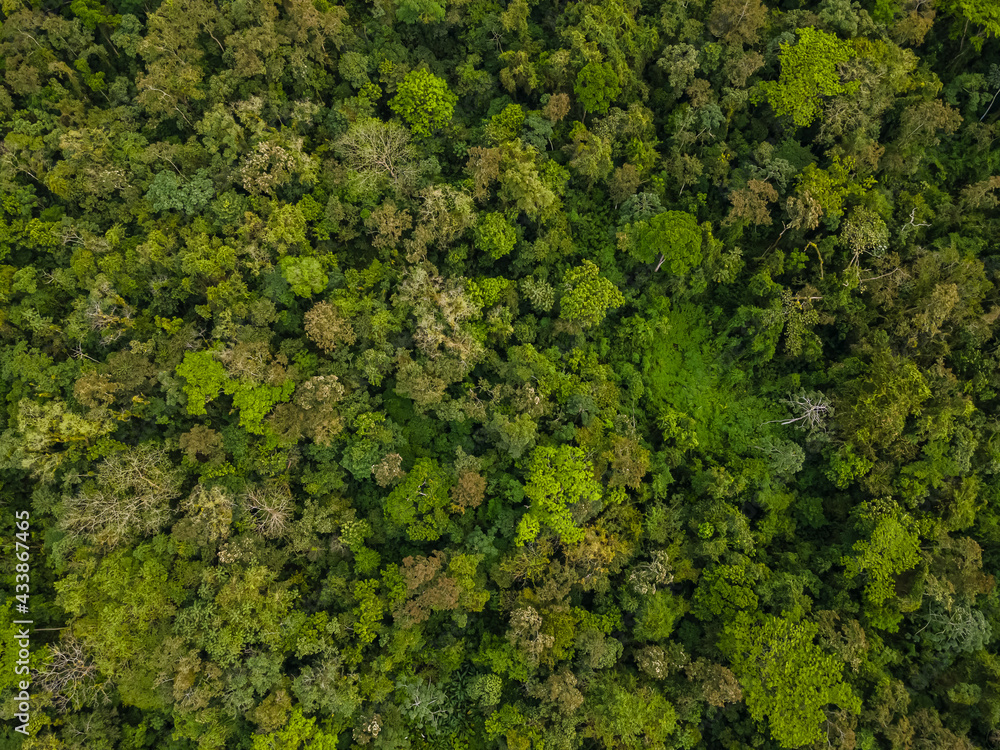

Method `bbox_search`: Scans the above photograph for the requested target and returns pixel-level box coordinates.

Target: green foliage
[838,349,932,456]
[575,61,621,115]
[485,104,525,144]
[176,352,229,416]
[517,445,602,545]
[759,27,858,127]
[279,256,329,298]
[795,156,866,225]
[146,170,215,215]
[55,543,184,685]
[842,500,922,609]
[70,0,121,29]
[251,708,338,750]
[692,564,759,621]
[559,260,625,328]
[941,0,1000,45]
[396,0,446,24]
[621,210,703,272]
[826,443,875,488]
[587,676,678,748]
[644,301,771,457]
[474,212,517,260]
[385,458,453,541]
[635,591,687,641]
[2,2,999,749]
[352,579,385,647]
[231,379,296,434]
[468,276,514,308]
[389,70,458,137]
[722,614,862,748]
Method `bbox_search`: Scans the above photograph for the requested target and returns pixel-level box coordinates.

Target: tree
[396,0,446,25]
[250,708,338,750]
[53,543,184,705]
[692,564,759,621]
[724,179,778,227]
[842,498,922,614]
[304,300,356,352]
[497,141,562,220]
[173,484,234,547]
[609,164,642,207]
[35,635,110,712]
[135,0,211,124]
[758,27,858,128]
[841,206,889,266]
[146,169,215,215]
[3,397,117,482]
[685,659,743,707]
[559,260,625,328]
[708,0,769,46]
[721,613,862,748]
[393,551,489,626]
[635,590,687,641]
[565,123,613,186]
[385,458,453,541]
[279,256,328,298]
[466,146,502,200]
[575,61,621,116]
[940,0,1000,46]
[474,212,517,260]
[335,119,419,192]
[619,210,703,273]
[389,69,457,137]
[517,445,603,546]
[762,390,833,434]
[60,444,184,549]
[176,351,229,416]
[836,348,931,457]
[607,434,651,490]
[586,675,678,749]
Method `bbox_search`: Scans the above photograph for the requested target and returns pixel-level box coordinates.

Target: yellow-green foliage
[759,27,858,127]
[517,445,603,545]
[722,613,862,748]
[389,69,458,137]
[559,260,625,328]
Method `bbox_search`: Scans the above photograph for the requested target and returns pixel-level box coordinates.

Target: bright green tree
[517,445,603,545]
[635,591,687,641]
[721,613,862,748]
[385,458,453,541]
[621,210,703,273]
[175,351,229,416]
[559,260,625,328]
[389,70,458,137]
[475,212,517,260]
[587,675,678,749]
[838,349,931,457]
[279,256,328,298]
[842,499,922,610]
[574,61,621,115]
[941,0,1000,46]
[692,564,759,621]
[251,708,338,750]
[758,27,858,127]
[396,0,446,24]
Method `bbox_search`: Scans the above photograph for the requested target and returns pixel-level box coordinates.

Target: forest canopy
[1,0,1000,749]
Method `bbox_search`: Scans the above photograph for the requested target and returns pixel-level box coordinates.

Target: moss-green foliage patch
[643,300,770,457]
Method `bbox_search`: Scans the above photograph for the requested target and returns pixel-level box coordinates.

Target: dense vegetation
[1,0,1000,747]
